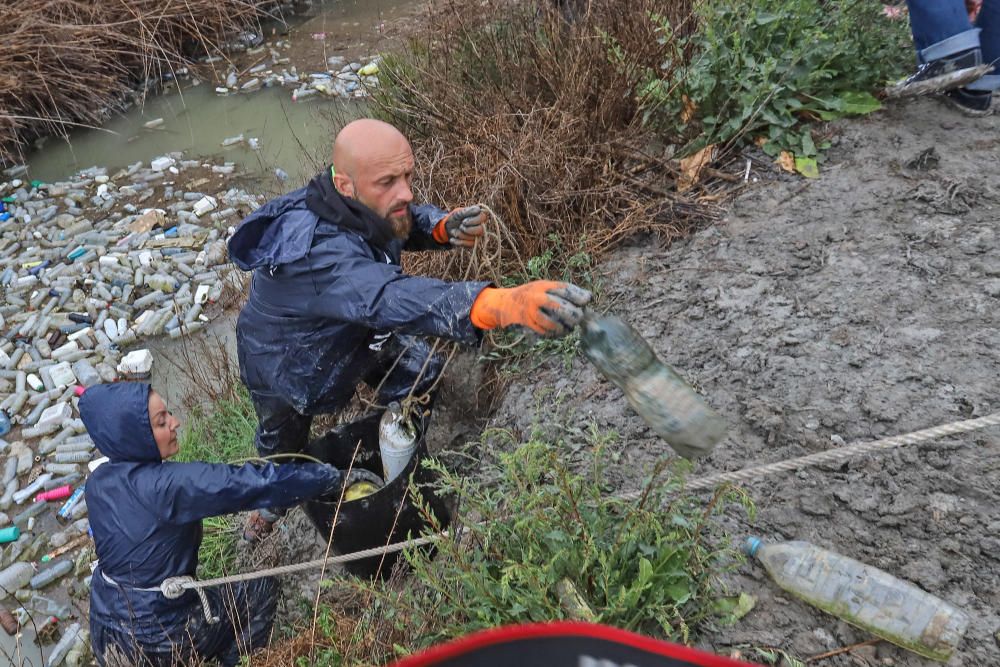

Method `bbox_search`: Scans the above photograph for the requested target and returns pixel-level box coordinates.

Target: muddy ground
[488,97,999,666]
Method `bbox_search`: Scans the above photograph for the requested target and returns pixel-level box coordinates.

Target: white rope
[162,410,1000,598]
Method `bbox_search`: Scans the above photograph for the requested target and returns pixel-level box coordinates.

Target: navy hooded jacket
[81,383,339,641]
[228,170,490,414]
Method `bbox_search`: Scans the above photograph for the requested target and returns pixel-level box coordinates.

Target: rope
[161,533,447,599]
[160,410,1000,598]
[621,410,1000,500]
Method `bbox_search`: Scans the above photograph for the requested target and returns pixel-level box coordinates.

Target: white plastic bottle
[378,402,417,483]
[746,537,968,661]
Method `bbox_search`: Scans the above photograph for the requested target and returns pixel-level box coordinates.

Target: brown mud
[488,97,999,666]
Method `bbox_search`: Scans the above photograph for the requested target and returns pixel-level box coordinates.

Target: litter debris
[580,312,726,459]
[117,349,154,380]
[746,537,969,662]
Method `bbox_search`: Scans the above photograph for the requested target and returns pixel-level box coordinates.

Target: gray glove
[435,205,486,247]
[540,283,592,335]
[343,468,384,487]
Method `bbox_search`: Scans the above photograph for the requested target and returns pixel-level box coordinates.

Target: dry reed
[0,0,277,167]
[375,0,718,283]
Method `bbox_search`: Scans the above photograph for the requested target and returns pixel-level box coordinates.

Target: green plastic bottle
[745,537,968,662]
[580,313,726,459]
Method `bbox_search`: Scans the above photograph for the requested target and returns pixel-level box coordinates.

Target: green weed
[482,233,599,372]
[176,388,257,578]
[642,0,910,168]
[387,429,749,649]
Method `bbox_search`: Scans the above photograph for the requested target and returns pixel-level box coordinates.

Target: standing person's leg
[893,1,985,95]
[244,392,313,541]
[907,0,978,56]
[941,0,1000,114]
[968,0,1000,91]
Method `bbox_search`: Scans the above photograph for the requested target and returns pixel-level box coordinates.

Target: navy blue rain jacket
[82,383,339,641]
[228,170,490,414]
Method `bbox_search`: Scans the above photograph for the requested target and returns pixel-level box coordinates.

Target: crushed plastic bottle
[745,538,969,661]
[28,593,71,619]
[0,562,34,599]
[580,312,727,459]
[30,559,73,588]
[46,621,82,667]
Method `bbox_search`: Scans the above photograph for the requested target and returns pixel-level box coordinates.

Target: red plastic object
[36,485,74,503]
[74,385,86,397]
[389,622,761,667]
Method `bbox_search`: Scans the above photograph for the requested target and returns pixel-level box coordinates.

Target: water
[26,83,339,188]
[23,0,422,187]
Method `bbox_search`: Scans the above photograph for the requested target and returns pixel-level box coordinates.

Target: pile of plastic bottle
[0,155,260,664]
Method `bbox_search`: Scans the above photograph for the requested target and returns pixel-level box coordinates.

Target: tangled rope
[160,410,1000,599]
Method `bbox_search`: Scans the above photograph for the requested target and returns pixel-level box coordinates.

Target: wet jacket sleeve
[404,203,450,252]
[141,461,340,524]
[305,233,490,344]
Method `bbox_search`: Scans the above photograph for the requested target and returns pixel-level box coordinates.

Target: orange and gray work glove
[432,205,486,247]
[470,281,592,337]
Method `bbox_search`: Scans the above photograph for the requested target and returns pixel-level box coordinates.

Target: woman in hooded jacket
[80,382,370,666]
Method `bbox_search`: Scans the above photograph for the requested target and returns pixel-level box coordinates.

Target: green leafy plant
[484,233,599,372]
[386,429,751,647]
[176,389,257,578]
[641,0,909,168]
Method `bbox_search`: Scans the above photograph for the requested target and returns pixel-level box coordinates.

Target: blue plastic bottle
[0,410,10,437]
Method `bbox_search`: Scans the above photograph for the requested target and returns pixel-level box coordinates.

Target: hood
[227,168,399,271]
[79,383,160,463]
[305,167,397,250]
[227,185,316,271]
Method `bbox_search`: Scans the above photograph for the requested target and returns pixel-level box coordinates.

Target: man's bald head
[331,119,416,239]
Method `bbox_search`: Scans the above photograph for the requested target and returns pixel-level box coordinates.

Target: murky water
[23,0,420,187]
[27,83,340,187]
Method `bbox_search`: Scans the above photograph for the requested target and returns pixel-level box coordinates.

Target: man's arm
[404,203,450,251]
[305,232,490,343]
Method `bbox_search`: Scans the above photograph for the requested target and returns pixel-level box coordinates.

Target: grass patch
[259,427,753,666]
[175,387,257,579]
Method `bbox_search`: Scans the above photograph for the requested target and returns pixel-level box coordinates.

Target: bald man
[228,119,591,540]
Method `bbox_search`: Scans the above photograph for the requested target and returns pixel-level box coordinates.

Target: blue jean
[906,0,1000,91]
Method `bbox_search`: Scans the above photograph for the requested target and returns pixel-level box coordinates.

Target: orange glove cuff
[432,216,451,244]
[470,287,502,330]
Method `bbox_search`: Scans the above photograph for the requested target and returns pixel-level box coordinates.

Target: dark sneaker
[941,87,994,116]
[886,48,989,98]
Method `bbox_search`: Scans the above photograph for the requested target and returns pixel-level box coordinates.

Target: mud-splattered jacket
[227,169,489,414]
[81,382,338,644]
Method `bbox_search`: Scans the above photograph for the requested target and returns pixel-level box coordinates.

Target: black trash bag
[303,412,451,578]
